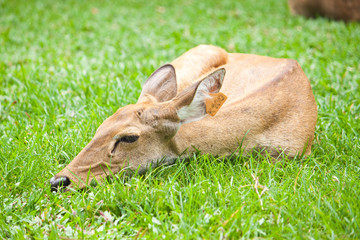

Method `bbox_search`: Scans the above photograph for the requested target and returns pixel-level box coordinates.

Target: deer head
[50,64,226,191]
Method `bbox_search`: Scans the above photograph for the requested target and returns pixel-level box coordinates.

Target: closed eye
[111,135,139,154]
[118,135,139,143]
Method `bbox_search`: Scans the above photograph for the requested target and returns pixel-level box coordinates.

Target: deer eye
[111,135,139,154]
[118,135,139,143]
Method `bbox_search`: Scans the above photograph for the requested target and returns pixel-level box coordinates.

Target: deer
[288,0,360,22]
[50,45,317,191]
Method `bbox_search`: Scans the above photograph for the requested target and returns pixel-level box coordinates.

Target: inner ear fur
[170,68,226,124]
[138,64,178,103]
[171,68,226,109]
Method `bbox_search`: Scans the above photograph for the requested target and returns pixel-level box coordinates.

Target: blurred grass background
[0,0,359,238]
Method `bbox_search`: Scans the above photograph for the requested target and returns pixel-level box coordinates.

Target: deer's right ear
[170,68,226,124]
[138,64,178,103]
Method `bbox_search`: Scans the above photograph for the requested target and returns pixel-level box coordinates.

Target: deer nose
[50,176,71,192]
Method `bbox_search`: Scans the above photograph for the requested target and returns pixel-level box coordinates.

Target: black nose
[50,176,71,192]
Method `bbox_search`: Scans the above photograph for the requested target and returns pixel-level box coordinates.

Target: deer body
[50,45,317,190]
[288,0,360,21]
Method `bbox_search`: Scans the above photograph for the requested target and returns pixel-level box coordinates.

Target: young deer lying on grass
[50,45,317,191]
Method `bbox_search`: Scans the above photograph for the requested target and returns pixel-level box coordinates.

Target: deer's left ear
[138,64,178,103]
[171,68,226,124]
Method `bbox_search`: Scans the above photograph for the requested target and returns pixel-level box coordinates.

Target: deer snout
[50,176,71,192]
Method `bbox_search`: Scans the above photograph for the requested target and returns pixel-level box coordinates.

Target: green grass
[1,0,360,238]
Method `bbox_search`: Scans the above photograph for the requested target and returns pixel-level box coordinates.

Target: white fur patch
[177,70,224,124]
[177,99,207,124]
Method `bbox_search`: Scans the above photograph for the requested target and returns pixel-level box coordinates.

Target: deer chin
[50,155,179,191]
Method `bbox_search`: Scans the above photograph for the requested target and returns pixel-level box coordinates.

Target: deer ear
[138,64,177,103]
[171,68,226,124]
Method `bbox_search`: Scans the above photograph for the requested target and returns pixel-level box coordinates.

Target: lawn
[0,0,359,238]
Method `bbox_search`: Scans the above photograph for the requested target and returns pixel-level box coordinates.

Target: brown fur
[52,45,317,189]
[288,0,360,21]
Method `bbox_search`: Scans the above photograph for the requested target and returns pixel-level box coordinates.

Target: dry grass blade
[251,173,269,210]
